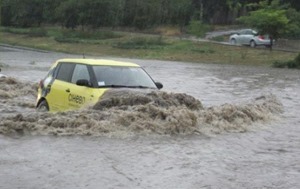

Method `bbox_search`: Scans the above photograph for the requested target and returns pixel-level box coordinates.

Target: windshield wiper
[98,85,128,88]
[99,85,151,89]
[131,85,151,89]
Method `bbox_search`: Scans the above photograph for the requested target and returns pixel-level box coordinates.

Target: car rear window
[56,63,75,82]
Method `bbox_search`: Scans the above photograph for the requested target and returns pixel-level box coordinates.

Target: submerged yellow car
[36,59,163,112]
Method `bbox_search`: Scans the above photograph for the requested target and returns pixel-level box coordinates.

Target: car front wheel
[250,40,256,48]
[37,100,49,112]
[230,39,236,45]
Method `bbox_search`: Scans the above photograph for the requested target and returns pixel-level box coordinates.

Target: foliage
[1,0,299,37]
[0,27,30,35]
[272,53,300,69]
[211,35,227,42]
[238,0,289,39]
[187,20,211,38]
[60,30,122,40]
[28,28,47,37]
[1,27,47,37]
[113,37,167,49]
[55,30,122,43]
[1,0,45,27]
[284,8,300,39]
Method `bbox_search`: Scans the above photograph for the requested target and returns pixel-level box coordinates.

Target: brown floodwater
[0,45,299,189]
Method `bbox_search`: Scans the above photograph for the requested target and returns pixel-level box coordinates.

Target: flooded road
[0,45,300,189]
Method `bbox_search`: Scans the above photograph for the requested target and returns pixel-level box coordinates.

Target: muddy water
[0,45,300,189]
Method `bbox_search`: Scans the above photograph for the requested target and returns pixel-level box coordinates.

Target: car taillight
[39,80,44,88]
[258,35,264,40]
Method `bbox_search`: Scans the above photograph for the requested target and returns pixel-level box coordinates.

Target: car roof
[240,29,257,33]
[55,59,140,67]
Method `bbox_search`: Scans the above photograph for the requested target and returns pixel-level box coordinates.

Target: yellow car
[36,59,163,112]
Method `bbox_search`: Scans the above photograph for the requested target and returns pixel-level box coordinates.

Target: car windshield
[239,29,257,35]
[92,66,157,88]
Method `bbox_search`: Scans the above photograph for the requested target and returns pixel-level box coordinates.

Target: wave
[0,77,283,137]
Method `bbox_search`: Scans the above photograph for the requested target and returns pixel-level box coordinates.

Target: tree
[285,8,300,39]
[284,0,300,11]
[1,0,45,27]
[55,0,79,29]
[238,0,290,47]
[1,0,14,26]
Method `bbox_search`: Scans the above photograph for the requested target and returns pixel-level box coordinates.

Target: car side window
[71,64,90,84]
[244,30,250,35]
[56,63,75,82]
[43,67,55,86]
[239,30,246,35]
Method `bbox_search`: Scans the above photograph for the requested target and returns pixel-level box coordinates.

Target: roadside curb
[0,43,50,53]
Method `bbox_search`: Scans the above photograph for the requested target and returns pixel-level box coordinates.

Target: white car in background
[229,29,274,48]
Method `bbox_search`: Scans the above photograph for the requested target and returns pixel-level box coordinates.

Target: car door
[66,64,97,110]
[243,30,255,45]
[234,30,242,44]
[46,62,75,111]
[239,30,248,44]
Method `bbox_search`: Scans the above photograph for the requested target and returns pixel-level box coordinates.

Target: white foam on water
[0,77,283,137]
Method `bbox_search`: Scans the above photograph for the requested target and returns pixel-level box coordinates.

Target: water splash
[0,77,283,137]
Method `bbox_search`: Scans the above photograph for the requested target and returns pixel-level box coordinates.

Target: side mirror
[76,79,90,87]
[155,82,163,89]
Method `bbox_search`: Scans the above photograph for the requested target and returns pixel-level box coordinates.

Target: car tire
[250,40,256,48]
[37,100,49,112]
[230,39,236,45]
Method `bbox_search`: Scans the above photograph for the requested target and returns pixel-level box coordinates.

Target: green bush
[54,30,122,43]
[1,27,47,37]
[272,53,300,69]
[272,61,287,68]
[62,30,121,40]
[54,37,80,43]
[28,28,47,37]
[113,37,167,49]
[187,20,211,38]
[1,27,30,35]
[191,47,214,54]
[295,53,300,63]
[210,35,225,42]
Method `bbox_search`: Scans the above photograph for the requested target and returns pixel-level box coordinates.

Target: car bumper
[255,39,275,46]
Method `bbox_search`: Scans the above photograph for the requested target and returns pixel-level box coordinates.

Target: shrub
[54,37,80,43]
[295,53,300,63]
[63,30,121,40]
[187,20,211,38]
[1,27,47,37]
[272,61,287,68]
[210,35,225,42]
[1,27,30,35]
[54,30,122,43]
[272,53,300,69]
[113,37,167,49]
[191,47,215,54]
[28,28,47,37]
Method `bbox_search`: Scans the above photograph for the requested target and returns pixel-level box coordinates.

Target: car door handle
[66,89,70,93]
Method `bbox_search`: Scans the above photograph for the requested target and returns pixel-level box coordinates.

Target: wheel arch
[36,97,47,108]
[250,40,256,47]
[230,38,237,44]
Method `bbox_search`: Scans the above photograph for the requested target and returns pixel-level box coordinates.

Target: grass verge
[0,27,297,66]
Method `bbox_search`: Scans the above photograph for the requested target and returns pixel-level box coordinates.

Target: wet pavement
[0,45,300,189]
